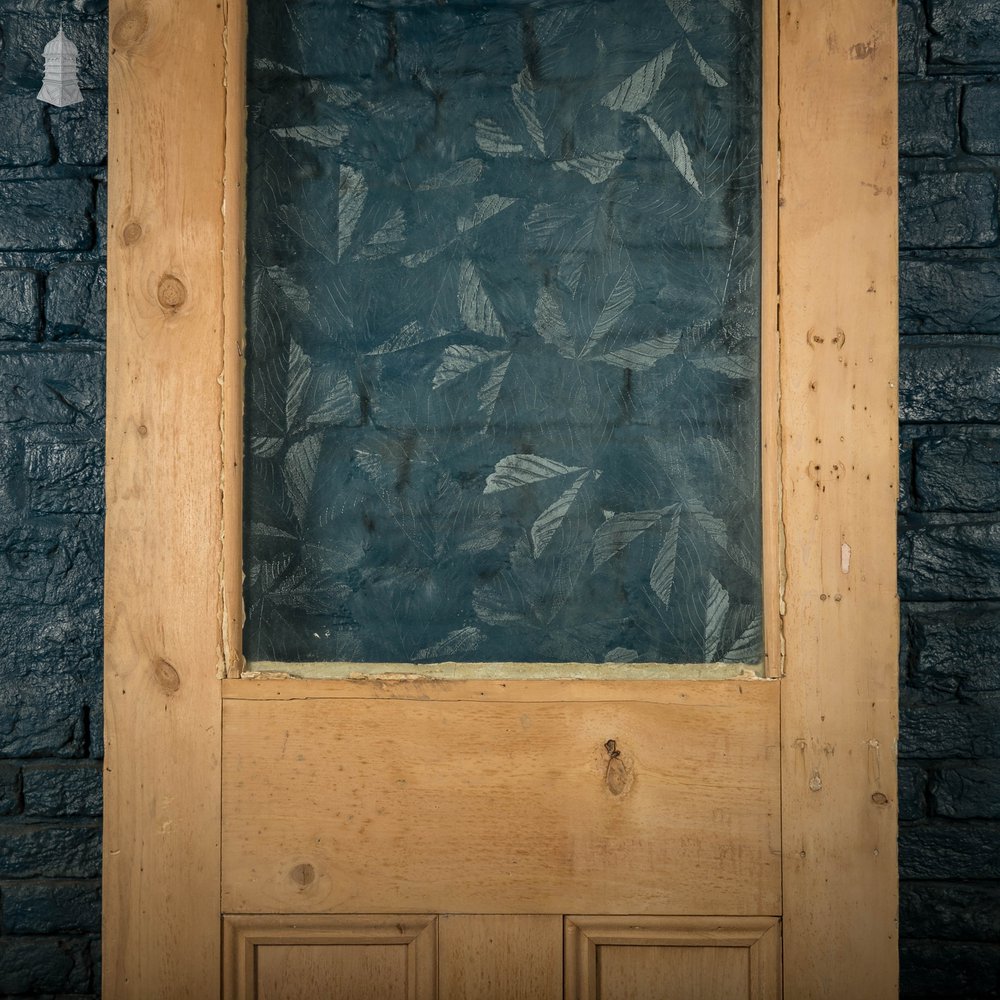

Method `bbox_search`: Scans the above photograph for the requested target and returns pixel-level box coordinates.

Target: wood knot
[153,658,181,695]
[157,274,187,311]
[871,791,889,806]
[604,739,630,797]
[122,222,143,246]
[290,863,315,887]
[112,7,150,48]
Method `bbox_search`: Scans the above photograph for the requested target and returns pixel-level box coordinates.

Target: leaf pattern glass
[244,0,763,666]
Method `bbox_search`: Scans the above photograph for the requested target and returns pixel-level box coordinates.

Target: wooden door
[103,1,899,998]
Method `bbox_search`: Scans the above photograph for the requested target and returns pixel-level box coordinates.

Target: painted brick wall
[898,1,1000,996]
[0,1,999,998]
[0,0,107,996]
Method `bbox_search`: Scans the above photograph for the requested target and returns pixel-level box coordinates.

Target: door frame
[103,1,899,996]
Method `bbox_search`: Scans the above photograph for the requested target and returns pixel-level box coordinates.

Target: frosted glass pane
[244,0,762,666]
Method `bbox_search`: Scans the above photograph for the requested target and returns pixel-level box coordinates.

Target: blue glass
[244,0,762,665]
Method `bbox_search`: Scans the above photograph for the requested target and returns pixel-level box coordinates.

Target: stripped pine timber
[223,0,248,679]
[104,0,228,996]
[222,680,781,915]
[223,915,438,1000]
[778,1,899,997]
[760,0,783,680]
[564,916,781,1000]
[438,915,562,1000]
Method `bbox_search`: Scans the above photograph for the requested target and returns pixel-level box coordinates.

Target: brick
[0,762,21,817]
[900,517,1000,600]
[1,13,108,92]
[0,824,100,878]
[899,762,928,821]
[963,84,1000,154]
[900,338,1000,423]
[0,91,50,166]
[900,82,958,156]
[0,603,102,688]
[901,262,1000,334]
[0,681,86,758]
[914,435,1000,512]
[0,269,40,341]
[0,935,92,995]
[900,881,1000,942]
[22,763,102,818]
[24,440,104,515]
[0,525,101,609]
[45,263,106,341]
[1,880,101,936]
[51,92,107,166]
[904,603,1000,700]
[899,821,1000,879]
[900,172,998,250]
[900,705,1000,758]
[899,437,913,512]
[95,178,107,252]
[898,0,925,77]
[931,764,1000,819]
[899,940,1000,998]
[929,0,1000,67]
[0,180,93,252]
[0,349,105,427]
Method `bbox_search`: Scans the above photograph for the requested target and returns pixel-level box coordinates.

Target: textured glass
[244,0,762,665]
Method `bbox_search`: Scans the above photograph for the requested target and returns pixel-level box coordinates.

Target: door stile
[777,1,899,996]
[104,0,229,996]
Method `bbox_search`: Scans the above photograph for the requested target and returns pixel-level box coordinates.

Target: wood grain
[222,0,248,679]
[222,683,780,915]
[564,916,781,1000]
[760,0,783,680]
[105,0,228,995]
[777,1,899,996]
[439,915,561,1000]
[598,946,748,1000]
[223,915,437,1000]
[257,945,407,1000]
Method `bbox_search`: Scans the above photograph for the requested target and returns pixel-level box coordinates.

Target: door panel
[223,915,437,1000]
[564,917,781,1000]
[222,680,780,915]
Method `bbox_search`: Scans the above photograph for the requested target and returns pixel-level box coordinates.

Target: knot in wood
[112,7,150,49]
[153,658,181,695]
[290,863,315,887]
[604,739,629,796]
[122,222,143,246]
[157,274,187,311]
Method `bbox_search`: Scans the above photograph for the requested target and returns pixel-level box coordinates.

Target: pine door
[103,1,899,997]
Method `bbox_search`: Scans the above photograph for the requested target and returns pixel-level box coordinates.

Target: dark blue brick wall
[0,1,997,998]
[0,0,107,996]
[899,1,1000,996]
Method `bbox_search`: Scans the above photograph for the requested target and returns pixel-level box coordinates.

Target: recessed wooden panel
[564,916,780,1000]
[439,915,562,1000]
[223,915,437,1000]
[598,946,748,1000]
[222,680,780,915]
[257,945,406,1000]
